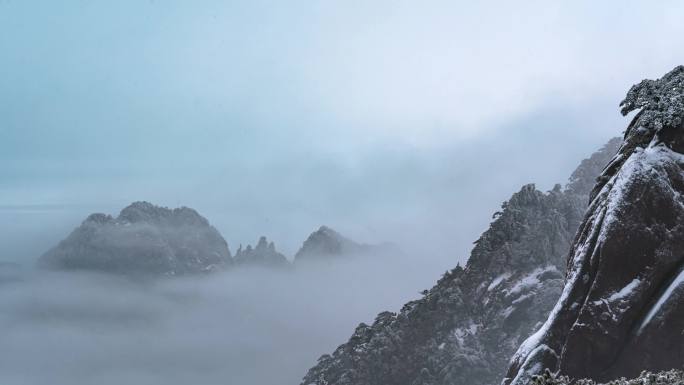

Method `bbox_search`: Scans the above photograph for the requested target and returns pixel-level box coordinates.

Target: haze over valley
[3,2,684,385]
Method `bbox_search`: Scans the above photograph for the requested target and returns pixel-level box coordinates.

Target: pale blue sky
[2,1,684,264]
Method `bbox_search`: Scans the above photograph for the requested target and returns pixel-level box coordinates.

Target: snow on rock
[300,139,620,385]
[489,273,512,291]
[606,278,641,303]
[506,266,557,297]
[505,65,684,385]
[638,267,684,334]
[532,368,684,385]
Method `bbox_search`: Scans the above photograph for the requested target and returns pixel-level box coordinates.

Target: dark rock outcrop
[300,139,620,385]
[234,236,290,268]
[505,66,684,385]
[294,226,383,263]
[39,201,231,275]
[532,369,684,385]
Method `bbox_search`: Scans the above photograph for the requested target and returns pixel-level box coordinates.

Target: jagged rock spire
[233,236,289,268]
[620,65,684,132]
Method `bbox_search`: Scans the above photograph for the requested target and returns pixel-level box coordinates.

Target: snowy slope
[300,139,620,385]
[505,65,684,385]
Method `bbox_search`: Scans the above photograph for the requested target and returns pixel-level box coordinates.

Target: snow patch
[599,145,684,245]
[488,273,511,291]
[508,209,608,385]
[509,344,557,385]
[506,266,556,297]
[638,267,684,334]
[592,278,641,306]
[452,322,479,345]
[512,293,533,305]
[502,306,515,319]
[608,278,641,302]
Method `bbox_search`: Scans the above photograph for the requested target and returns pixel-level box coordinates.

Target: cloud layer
[0,252,441,385]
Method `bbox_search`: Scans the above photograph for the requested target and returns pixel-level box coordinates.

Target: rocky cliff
[300,139,621,385]
[39,201,231,275]
[505,65,684,385]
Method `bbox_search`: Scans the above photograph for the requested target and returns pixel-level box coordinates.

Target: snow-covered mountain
[505,65,684,385]
[39,201,231,275]
[300,139,621,385]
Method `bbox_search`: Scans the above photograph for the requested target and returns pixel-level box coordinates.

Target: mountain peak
[316,225,336,234]
[620,65,684,134]
[39,202,230,275]
[294,226,364,262]
[234,236,289,268]
[117,201,208,226]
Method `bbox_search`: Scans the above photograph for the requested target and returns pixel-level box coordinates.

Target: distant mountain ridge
[39,204,391,275]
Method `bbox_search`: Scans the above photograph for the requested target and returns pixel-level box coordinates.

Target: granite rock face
[234,236,290,268]
[300,139,620,385]
[505,65,684,385]
[39,201,231,275]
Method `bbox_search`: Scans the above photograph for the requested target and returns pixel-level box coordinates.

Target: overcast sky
[2,1,684,265]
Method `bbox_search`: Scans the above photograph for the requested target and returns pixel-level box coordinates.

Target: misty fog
[3,1,684,385]
[0,251,435,385]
